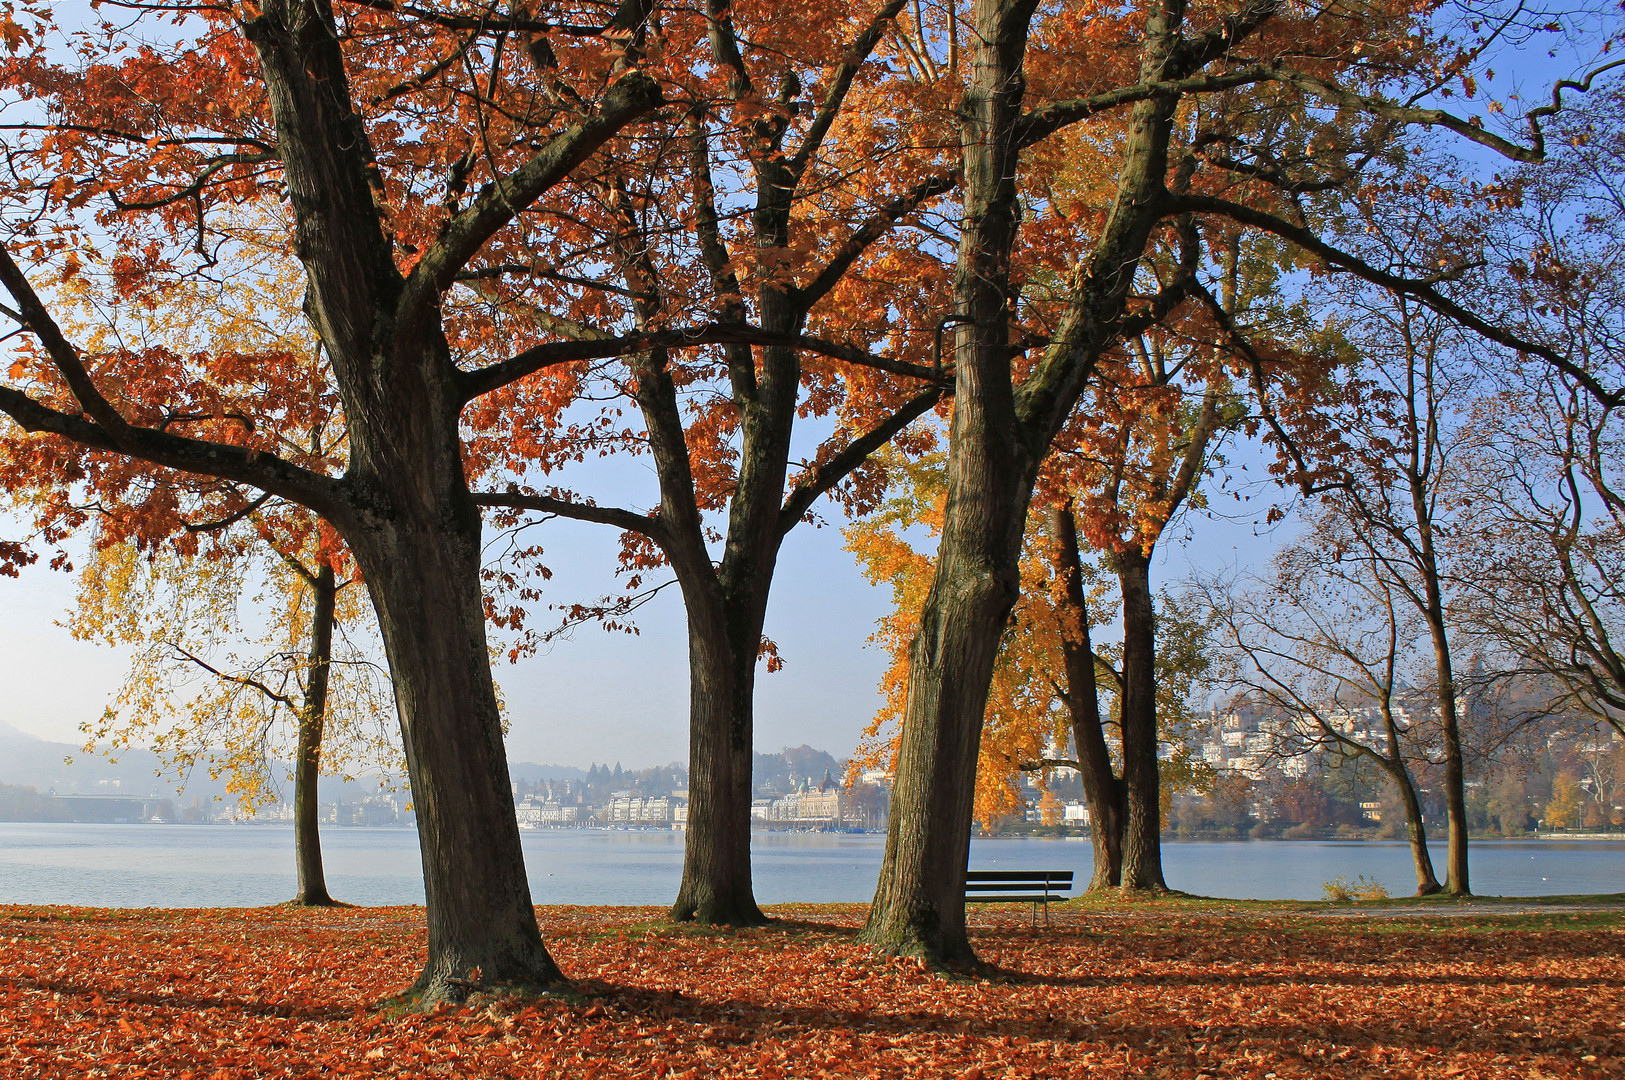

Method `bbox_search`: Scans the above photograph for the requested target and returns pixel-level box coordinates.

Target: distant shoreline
[3,817,1622,844]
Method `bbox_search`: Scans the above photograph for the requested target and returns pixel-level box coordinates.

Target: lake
[0,824,1619,908]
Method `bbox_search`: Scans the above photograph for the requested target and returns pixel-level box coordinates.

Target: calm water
[0,824,1619,908]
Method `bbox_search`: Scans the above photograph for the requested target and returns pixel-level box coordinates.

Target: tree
[467,0,952,927]
[1046,296,1247,889]
[7,221,390,907]
[861,0,1579,964]
[847,453,1112,828]
[72,522,396,906]
[1201,519,1445,895]
[1445,78,1625,739]
[1544,771,1587,829]
[850,473,1218,889]
[0,0,686,1000]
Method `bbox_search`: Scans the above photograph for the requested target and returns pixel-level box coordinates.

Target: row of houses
[513,773,890,829]
[513,792,690,827]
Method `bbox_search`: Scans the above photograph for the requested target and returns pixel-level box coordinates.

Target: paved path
[1305,901,1625,918]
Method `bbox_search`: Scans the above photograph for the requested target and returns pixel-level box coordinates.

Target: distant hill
[0,720,187,799]
[0,721,391,807]
[0,722,853,802]
[506,761,591,784]
[753,745,844,793]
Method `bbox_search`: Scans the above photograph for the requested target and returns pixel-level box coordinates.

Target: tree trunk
[292,561,338,907]
[658,349,793,927]
[1077,729,1124,892]
[1115,550,1166,891]
[861,531,1028,963]
[1434,639,1471,895]
[1049,505,1122,890]
[1417,511,1469,895]
[671,597,767,925]
[669,324,796,923]
[1387,760,1442,895]
[352,504,561,1002]
[860,0,1037,967]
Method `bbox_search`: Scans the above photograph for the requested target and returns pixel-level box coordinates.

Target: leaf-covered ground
[1,901,1620,1079]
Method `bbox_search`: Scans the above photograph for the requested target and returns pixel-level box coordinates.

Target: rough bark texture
[860,0,1040,965]
[1114,550,1166,891]
[1050,505,1122,891]
[863,0,1183,964]
[351,501,560,996]
[1429,618,1471,895]
[292,561,338,907]
[236,0,660,999]
[669,550,773,927]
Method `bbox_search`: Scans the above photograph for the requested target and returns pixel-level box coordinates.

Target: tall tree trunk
[662,343,795,926]
[861,521,1029,963]
[351,496,560,1001]
[671,325,796,923]
[292,561,338,907]
[671,594,768,925]
[860,0,1038,966]
[1115,549,1166,891]
[1050,504,1122,890]
[1430,625,1470,895]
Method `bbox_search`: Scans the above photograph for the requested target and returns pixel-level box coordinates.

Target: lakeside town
[5,702,1620,838]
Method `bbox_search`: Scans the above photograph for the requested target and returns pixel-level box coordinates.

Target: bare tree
[1201,524,1444,895]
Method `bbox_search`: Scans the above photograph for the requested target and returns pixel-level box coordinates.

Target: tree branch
[107,152,279,212]
[778,383,945,534]
[1171,194,1625,407]
[182,491,274,533]
[0,387,348,521]
[472,490,669,546]
[1016,67,1276,148]
[165,641,300,711]
[336,0,618,35]
[0,245,140,447]
[791,168,959,311]
[396,71,663,337]
[1019,757,1081,772]
[459,323,946,401]
[0,249,346,517]
[1270,69,1543,164]
[1174,0,1280,71]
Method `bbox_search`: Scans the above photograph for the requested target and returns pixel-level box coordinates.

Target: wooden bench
[964,870,1073,927]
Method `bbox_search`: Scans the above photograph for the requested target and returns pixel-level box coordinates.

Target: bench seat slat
[965,894,1066,904]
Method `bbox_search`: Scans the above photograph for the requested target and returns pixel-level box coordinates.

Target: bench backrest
[964,871,1073,895]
